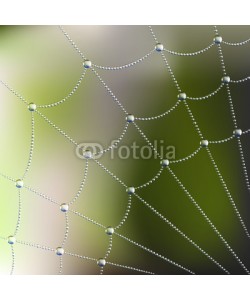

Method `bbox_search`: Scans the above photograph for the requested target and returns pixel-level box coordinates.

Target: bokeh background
[0,25,250,275]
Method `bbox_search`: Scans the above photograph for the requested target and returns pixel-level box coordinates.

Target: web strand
[214,26,250,194]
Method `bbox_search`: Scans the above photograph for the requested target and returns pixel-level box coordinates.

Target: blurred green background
[0,26,250,274]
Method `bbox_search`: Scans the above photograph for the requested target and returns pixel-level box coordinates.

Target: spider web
[0,25,250,275]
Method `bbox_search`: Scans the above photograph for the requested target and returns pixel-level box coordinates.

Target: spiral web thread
[0,25,250,275]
